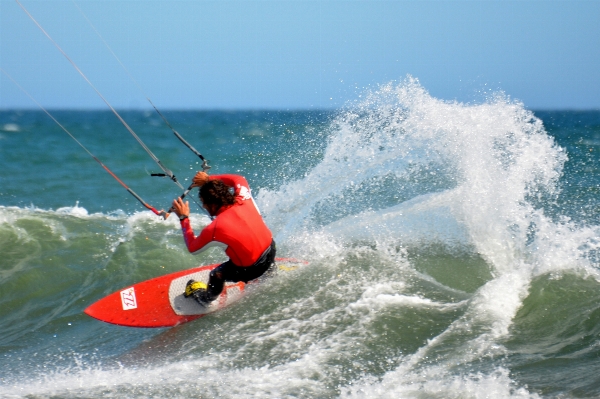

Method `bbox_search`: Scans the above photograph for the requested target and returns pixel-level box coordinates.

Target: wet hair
[199,180,235,209]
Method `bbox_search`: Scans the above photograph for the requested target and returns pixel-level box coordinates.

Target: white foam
[341,366,541,399]
[1,123,20,132]
[56,202,90,217]
[256,77,584,396]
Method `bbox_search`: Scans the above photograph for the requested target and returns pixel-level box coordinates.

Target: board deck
[84,258,307,328]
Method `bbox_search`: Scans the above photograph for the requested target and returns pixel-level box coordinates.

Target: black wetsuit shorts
[205,240,276,302]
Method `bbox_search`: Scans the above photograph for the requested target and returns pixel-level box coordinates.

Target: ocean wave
[3,83,600,397]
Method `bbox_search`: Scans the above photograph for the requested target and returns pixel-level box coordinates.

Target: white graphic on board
[120,287,137,310]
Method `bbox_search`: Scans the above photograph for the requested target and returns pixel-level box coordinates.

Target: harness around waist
[246,239,275,268]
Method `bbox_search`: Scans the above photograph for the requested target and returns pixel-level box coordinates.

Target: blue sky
[1,0,599,110]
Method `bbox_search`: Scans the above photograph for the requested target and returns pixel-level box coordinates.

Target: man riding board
[171,171,276,305]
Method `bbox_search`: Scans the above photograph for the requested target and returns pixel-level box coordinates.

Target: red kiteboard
[84,258,307,328]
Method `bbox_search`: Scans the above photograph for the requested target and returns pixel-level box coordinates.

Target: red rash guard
[179,174,273,267]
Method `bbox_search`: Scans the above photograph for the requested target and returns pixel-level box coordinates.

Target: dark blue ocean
[2,79,600,398]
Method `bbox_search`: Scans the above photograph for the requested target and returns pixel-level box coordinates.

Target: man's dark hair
[199,180,235,209]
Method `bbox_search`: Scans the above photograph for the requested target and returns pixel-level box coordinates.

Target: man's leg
[206,241,276,298]
[184,260,234,305]
[204,261,235,302]
[186,241,276,305]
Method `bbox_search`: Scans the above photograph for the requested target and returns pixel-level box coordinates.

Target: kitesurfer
[171,171,276,305]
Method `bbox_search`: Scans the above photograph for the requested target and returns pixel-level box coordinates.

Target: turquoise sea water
[2,79,600,398]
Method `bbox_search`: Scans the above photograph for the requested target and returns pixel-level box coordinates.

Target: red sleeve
[179,217,226,254]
